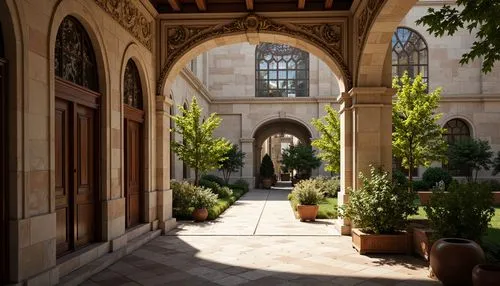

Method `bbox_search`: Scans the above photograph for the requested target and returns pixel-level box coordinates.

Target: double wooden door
[124,106,144,228]
[55,80,99,257]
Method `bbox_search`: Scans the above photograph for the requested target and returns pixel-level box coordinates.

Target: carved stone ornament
[357,0,384,48]
[158,14,352,94]
[94,0,153,50]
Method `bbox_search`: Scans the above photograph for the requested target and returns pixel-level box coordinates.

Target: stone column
[337,87,394,234]
[155,95,176,233]
[240,138,255,187]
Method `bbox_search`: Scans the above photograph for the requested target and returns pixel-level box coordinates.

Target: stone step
[57,229,161,286]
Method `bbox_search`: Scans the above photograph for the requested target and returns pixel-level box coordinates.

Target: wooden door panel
[55,98,70,256]
[75,104,95,246]
[125,118,142,228]
[0,58,7,282]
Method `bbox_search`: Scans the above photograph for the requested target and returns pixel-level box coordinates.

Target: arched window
[392,27,428,84]
[255,43,309,98]
[444,119,471,176]
[55,16,98,91]
[123,59,143,109]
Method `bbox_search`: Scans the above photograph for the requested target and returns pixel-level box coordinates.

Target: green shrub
[342,167,418,234]
[314,176,340,198]
[200,179,233,198]
[260,154,275,178]
[191,187,218,209]
[201,174,226,186]
[392,169,409,189]
[218,186,233,198]
[290,179,324,205]
[425,181,495,242]
[232,179,249,191]
[481,179,500,193]
[422,167,452,190]
[412,180,430,192]
[172,181,197,217]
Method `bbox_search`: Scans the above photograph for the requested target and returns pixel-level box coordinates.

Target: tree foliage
[493,151,500,176]
[259,154,275,179]
[392,72,447,186]
[416,0,500,73]
[281,144,321,179]
[171,97,231,185]
[448,138,494,182]
[311,105,341,174]
[218,144,246,184]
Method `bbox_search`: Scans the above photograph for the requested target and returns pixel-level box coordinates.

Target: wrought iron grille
[123,60,143,109]
[55,16,98,91]
[255,43,309,97]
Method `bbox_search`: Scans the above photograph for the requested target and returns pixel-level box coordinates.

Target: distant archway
[252,118,312,187]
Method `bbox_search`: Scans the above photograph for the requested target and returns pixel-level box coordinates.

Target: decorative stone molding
[157,14,351,95]
[94,0,153,50]
[356,0,385,57]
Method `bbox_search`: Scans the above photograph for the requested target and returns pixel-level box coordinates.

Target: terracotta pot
[430,238,485,286]
[472,264,500,286]
[352,228,411,255]
[192,208,208,222]
[262,178,272,189]
[297,204,319,222]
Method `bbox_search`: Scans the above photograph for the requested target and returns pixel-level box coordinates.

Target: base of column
[159,218,177,234]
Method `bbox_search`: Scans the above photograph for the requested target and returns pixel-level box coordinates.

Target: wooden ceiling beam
[298,0,306,9]
[246,0,254,11]
[325,0,334,9]
[167,0,181,11]
[195,0,207,11]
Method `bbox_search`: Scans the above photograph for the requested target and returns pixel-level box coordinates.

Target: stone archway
[252,118,313,187]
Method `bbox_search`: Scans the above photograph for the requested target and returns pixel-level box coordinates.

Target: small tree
[281,144,321,179]
[311,105,341,174]
[448,138,494,182]
[392,72,448,188]
[259,154,275,179]
[171,97,231,185]
[218,144,246,184]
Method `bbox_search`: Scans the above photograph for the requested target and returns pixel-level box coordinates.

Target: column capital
[155,95,174,112]
[347,87,396,105]
[240,138,255,143]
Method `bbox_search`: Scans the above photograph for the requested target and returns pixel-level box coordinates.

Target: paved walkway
[81,188,438,285]
[167,188,339,236]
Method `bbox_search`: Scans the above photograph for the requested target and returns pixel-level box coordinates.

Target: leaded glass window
[444,119,471,176]
[255,43,309,97]
[55,16,98,91]
[123,60,143,109]
[392,27,428,84]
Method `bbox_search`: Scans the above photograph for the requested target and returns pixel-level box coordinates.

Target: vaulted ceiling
[149,0,354,13]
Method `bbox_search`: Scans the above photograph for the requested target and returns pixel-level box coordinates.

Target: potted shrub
[425,181,494,285]
[290,179,324,222]
[342,167,418,254]
[191,187,218,222]
[260,154,274,189]
[282,144,321,186]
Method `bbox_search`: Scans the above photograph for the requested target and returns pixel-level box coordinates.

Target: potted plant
[425,181,494,285]
[260,154,275,189]
[191,187,218,222]
[282,144,321,186]
[290,179,323,222]
[342,167,418,254]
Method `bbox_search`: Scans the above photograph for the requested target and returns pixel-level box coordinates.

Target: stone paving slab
[167,188,339,236]
[81,235,438,285]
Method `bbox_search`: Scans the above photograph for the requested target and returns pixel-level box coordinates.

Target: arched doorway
[54,16,101,257]
[0,19,7,283]
[252,118,313,187]
[123,59,144,228]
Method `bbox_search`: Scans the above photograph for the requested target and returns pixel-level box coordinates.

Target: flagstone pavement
[81,188,438,285]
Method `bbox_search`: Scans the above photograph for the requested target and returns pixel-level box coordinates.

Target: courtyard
[81,189,436,286]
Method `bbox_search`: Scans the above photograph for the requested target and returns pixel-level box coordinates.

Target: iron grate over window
[392,27,428,86]
[255,43,309,98]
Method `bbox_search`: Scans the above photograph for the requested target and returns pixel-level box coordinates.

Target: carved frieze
[158,14,351,94]
[357,0,384,48]
[94,0,153,50]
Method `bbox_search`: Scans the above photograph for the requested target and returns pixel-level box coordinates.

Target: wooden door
[0,56,7,284]
[124,106,143,228]
[55,98,71,255]
[124,118,142,228]
[55,80,98,257]
[74,104,96,247]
